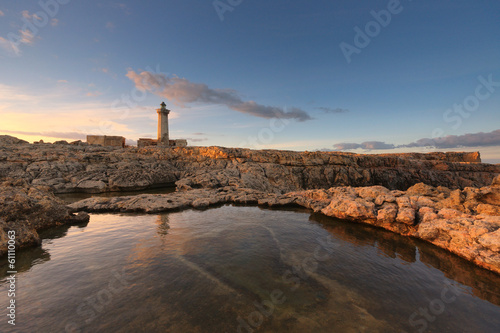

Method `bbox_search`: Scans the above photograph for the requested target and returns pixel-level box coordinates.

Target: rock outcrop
[0,183,89,255]
[0,135,29,145]
[0,143,498,194]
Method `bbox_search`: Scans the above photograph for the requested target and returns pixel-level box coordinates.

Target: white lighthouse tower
[157,102,170,146]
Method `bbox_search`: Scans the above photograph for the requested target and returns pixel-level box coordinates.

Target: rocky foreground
[0,136,499,274]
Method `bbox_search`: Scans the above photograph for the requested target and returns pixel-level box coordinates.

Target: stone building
[87,135,125,148]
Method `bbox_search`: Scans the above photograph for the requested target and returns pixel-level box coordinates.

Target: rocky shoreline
[67,177,500,274]
[0,136,499,275]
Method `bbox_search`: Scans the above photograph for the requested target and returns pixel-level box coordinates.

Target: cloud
[315,107,349,114]
[126,70,313,121]
[106,22,115,31]
[22,10,34,19]
[0,37,18,55]
[334,141,395,150]
[185,137,208,143]
[19,29,35,44]
[115,3,131,15]
[0,10,4,16]
[403,130,500,149]
[86,91,103,97]
[50,18,59,27]
[0,11,45,56]
[334,129,500,151]
[0,129,87,141]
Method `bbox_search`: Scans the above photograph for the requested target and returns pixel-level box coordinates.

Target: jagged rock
[377,203,398,223]
[0,185,89,255]
[0,135,29,145]
[492,175,500,187]
[396,208,416,225]
[0,142,498,195]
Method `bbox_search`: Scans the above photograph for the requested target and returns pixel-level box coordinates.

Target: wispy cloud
[86,91,103,97]
[0,84,136,141]
[0,129,87,141]
[115,3,131,15]
[334,129,500,151]
[126,70,313,121]
[50,18,59,27]
[0,10,5,16]
[402,130,500,149]
[22,10,37,20]
[185,137,208,143]
[334,141,395,150]
[19,29,35,44]
[106,22,115,31]
[315,107,349,114]
[0,37,18,55]
[0,11,41,56]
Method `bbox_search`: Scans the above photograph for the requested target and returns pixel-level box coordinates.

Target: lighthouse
[157,102,170,145]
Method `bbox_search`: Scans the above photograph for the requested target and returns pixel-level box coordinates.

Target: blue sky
[1,0,499,162]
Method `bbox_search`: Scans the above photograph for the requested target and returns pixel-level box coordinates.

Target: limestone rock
[396,208,416,225]
[0,185,90,255]
[322,197,376,221]
[0,135,29,145]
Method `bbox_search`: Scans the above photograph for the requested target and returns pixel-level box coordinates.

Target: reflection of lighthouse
[157,102,170,145]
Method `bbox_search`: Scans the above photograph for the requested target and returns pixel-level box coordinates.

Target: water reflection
[0,206,499,333]
[310,212,500,306]
[0,220,90,277]
[156,214,170,236]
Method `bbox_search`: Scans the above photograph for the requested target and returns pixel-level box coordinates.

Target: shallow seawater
[1,205,500,333]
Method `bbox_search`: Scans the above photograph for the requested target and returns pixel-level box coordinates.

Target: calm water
[1,205,500,333]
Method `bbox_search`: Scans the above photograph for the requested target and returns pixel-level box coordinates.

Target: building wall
[87,135,126,148]
[138,138,157,148]
[171,139,188,147]
[138,138,188,148]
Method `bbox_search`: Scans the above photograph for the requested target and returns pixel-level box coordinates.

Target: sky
[0,0,499,162]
